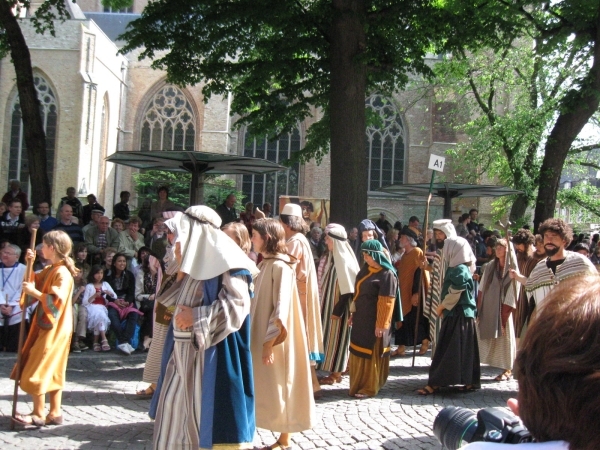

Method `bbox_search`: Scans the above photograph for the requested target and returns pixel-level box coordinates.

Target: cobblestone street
[0,350,518,449]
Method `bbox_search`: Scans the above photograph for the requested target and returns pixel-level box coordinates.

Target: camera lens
[433,406,478,450]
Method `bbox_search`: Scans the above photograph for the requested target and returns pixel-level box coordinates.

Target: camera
[433,406,533,449]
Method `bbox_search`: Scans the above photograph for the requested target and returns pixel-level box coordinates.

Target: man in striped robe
[518,219,596,338]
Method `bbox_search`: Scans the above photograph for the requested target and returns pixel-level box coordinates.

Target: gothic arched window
[366,95,405,191]
[140,85,195,151]
[9,74,57,194]
[241,128,300,214]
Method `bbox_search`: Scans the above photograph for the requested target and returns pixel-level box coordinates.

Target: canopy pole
[190,171,198,206]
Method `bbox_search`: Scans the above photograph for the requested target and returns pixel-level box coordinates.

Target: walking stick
[10,228,37,430]
[497,220,520,318]
[412,170,435,367]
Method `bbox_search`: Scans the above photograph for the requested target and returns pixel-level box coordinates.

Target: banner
[279,196,330,228]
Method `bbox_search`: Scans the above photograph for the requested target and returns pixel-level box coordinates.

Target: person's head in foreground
[512,274,600,449]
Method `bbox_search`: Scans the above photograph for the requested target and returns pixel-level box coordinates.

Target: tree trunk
[533,14,600,233]
[0,2,51,208]
[509,193,530,225]
[328,0,367,228]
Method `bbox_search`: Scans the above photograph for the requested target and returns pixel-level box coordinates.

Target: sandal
[93,343,101,352]
[45,415,63,426]
[417,385,439,396]
[390,346,406,357]
[458,384,478,392]
[353,393,369,398]
[101,339,111,352]
[261,441,291,450]
[136,385,156,398]
[13,413,45,428]
[418,339,430,355]
[318,374,342,385]
[494,370,512,382]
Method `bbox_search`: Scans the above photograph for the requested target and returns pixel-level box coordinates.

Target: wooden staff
[497,220,520,315]
[412,171,435,367]
[10,228,37,430]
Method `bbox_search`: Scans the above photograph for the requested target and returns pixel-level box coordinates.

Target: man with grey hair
[53,203,84,245]
[392,226,430,356]
[0,244,27,352]
[85,215,119,258]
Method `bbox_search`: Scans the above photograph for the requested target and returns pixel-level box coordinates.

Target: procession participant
[418,237,480,395]
[250,218,314,449]
[511,229,540,338]
[317,224,360,386]
[348,239,400,398]
[279,203,324,397]
[515,219,596,335]
[0,245,27,352]
[477,239,519,381]
[392,226,430,357]
[422,219,460,354]
[11,230,77,427]
[152,206,257,450]
[137,213,181,398]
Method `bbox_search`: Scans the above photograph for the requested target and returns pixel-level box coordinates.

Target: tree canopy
[116,0,523,226]
[432,0,600,230]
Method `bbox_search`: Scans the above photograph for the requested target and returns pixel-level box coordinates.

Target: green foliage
[433,0,600,221]
[132,170,245,211]
[116,0,523,162]
[0,0,72,59]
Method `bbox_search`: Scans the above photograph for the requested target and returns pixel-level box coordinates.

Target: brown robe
[11,263,74,395]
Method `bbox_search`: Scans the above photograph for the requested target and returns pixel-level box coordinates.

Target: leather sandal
[494,370,512,381]
[45,415,63,426]
[318,374,342,385]
[13,413,45,428]
[136,385,156,398]
[417,385,439,396]
[101,339,111,352]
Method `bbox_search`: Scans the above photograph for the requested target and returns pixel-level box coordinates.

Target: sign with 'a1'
[428,154,445,172]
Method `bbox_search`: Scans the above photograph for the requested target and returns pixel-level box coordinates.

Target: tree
[0,0,70,208]
[433,1,600,230]
[115,0,520,227]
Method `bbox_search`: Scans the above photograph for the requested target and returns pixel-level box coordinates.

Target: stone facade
[0,1,492,226]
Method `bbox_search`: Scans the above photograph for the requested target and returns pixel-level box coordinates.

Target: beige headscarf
[443,236,477,273]
[433,219,457,240]
[178,205,258,280]
[325,223,360,295]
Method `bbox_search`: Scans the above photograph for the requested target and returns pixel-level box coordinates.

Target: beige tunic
[251,254,315,433]
[286,233,324,362]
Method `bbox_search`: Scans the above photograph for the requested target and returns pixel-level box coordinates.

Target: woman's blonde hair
[221,221,251,254]
[43,230,79,277]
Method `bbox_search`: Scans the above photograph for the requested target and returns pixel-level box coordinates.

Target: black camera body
[433,406,533,449]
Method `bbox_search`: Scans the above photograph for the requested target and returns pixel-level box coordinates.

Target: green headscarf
[361,239,396,274]
[360,239,403,322]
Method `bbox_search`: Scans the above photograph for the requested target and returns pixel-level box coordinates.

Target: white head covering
[325,223,360,295]
[443,236,477,273]
[281,203,302,217]
[433,219,457,240]
[178,205,258,280]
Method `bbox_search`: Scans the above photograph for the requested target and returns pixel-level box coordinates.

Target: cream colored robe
[251,254,315,433]
[286,233,324,362]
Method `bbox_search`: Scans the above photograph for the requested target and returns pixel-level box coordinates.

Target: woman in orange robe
[11,230,78,427]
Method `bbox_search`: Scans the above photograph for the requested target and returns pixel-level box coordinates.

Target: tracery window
[8,74,57,194]
[366,95,405,191]
[241,128,300,214]
[140,86,195,151]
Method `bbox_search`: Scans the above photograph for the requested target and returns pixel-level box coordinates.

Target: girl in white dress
[82,265,116,351]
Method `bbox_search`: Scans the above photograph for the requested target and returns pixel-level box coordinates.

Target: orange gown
[10,262,74,395]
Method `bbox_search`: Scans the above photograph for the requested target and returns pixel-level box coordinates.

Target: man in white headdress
[279,203,324,397]
[151,206,259,450]
[316,223,360,386]
[423,219,476,354]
